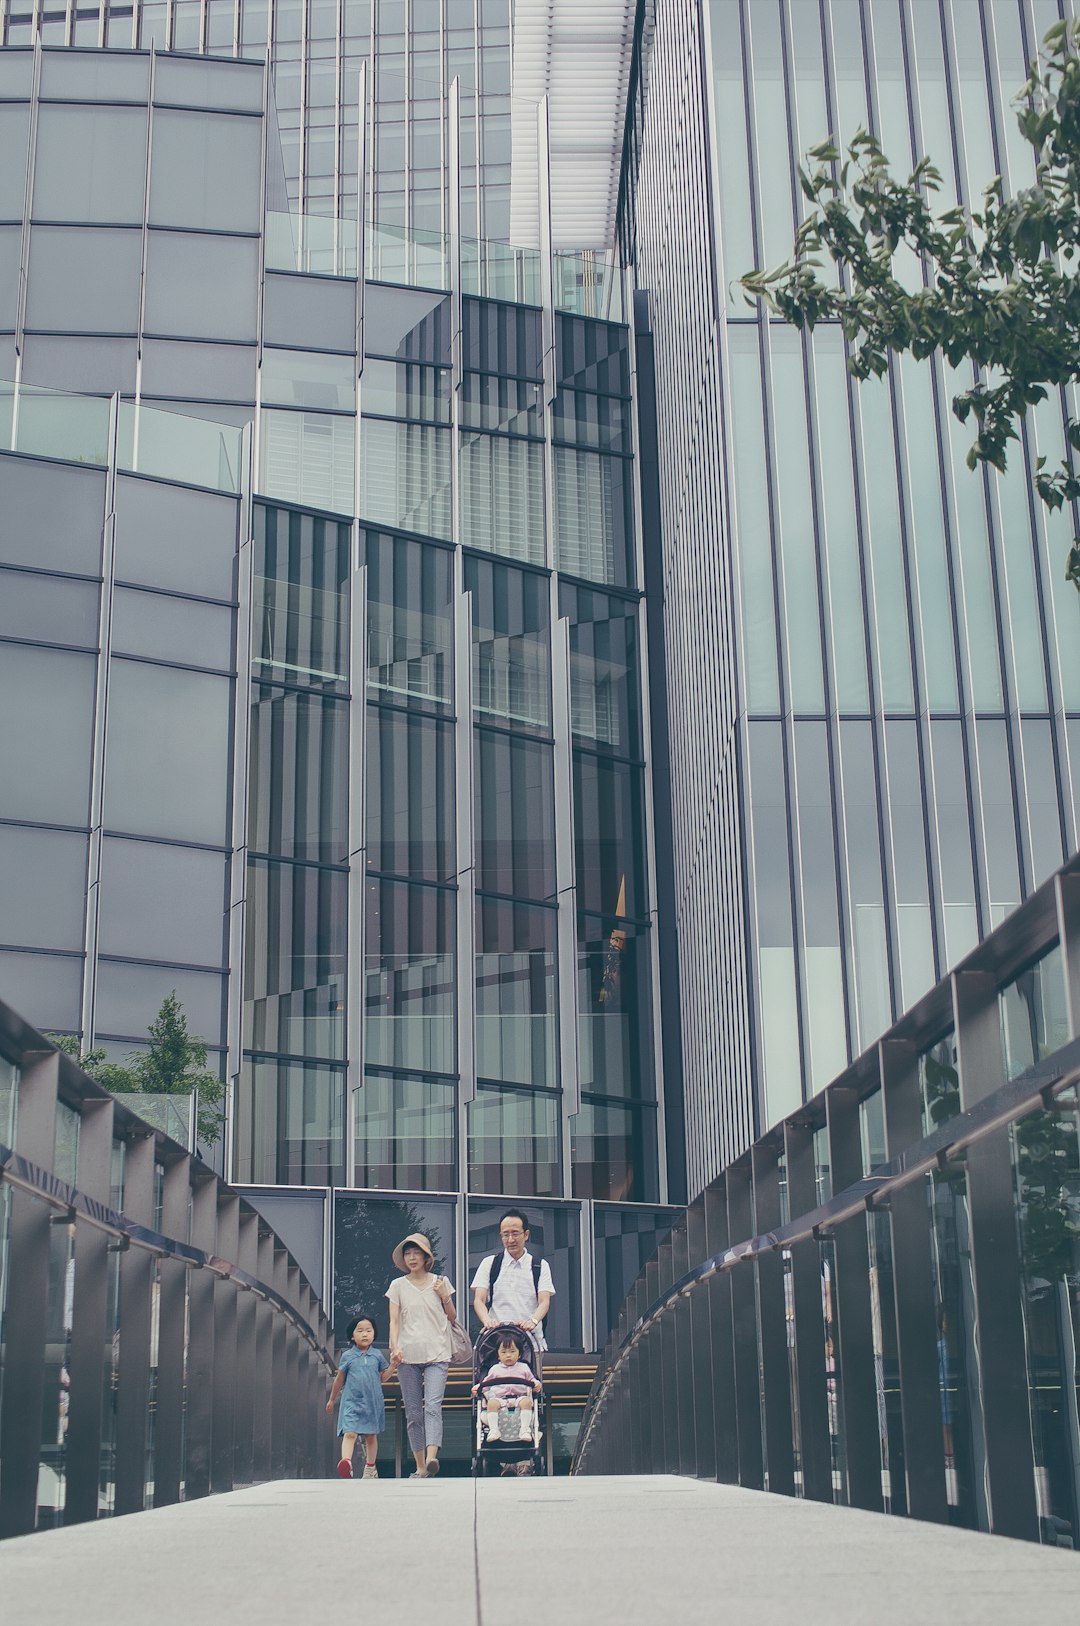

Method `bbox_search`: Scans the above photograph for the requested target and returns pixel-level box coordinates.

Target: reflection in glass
[365,878,455,1074]
[333,1193,455,1343]
[359,416,452,539]
[475,729,557,901]
[236,1056,345,1184]
[460,431,546,565]
[361,358,450,421]
[365,529,453,707]
[1000,945,1070,1081]
[468,1086,560,1197]
[244,858,346,1060]
[252,501,350,690]
[577,914,653,1100]
[467,1199,582,1351]
[466,553,550,731]
[592,1204,678,1344]
[561,583,640,754]
[571,1100,657,1203]
[572,752,646,919]
[476,897,556,1089]
[103,661,230,845]
[249,685,349,863]
[354,1070,456,1190]
[554,446,632,587]
[367,708,454,882]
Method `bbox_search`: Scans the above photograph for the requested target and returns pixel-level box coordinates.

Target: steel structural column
[184,1170,218,1499]
[783,1118,833,1503]
[826,1083,883,1511]
[952,970,1039,1541]
[210,1191,240,1493]
[252,1223,276,1482]
[270,1242,290,1478]
[234,1207,259,1486]
[114,1128,155,1514]
[752,1137,794,1496]
[686,1198,717,1480]
[672,1224,696,1477]
[642,1255,662,1471]
[655,1236,677,1473]
[64,1094,115,1524]
[0,1048,59,1537]
[879,1037,949,1524]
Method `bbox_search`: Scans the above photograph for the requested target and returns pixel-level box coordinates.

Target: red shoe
[337,1458,353,1478]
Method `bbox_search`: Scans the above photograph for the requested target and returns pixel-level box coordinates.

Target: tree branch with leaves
[741,18,1080,589]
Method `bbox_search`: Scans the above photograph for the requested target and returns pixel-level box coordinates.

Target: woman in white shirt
[386,1231,458,1478]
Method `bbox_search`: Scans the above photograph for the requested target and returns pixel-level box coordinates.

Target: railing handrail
[0,1141,334,1371]
[573,1035,1080,1470]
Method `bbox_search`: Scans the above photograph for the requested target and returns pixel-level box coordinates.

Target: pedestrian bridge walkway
[2,1476,1077,1625]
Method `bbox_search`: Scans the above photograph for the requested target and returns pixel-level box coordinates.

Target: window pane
[236,1057,345,1184]
[367,708,455,881]
[262,347,357,411]
[0,827,87,951]
[97,838,227,966]
[592,1204,677,1344]
[244,858,346,1060]
[26,227,143,334]
[577,914,654,1101]
[467,1086,559,1198]
[466,554,550,731]
[572,753,646,918]
[460,431,546,565]
[144,231,259,341]
[366,529,453,707]
[467,1198,581,1350]
[560,582,641,755]
[554,446,632,587]
[252,502,350,690]
[360,417,452,538]
[94,960,225,1045]
[0,644,95,824]
[0,570,99,646]
[361,358,449,421]
[332,1193,455,1342]
[258,409,356,514]
[354,1070,456,1189]
[476,897,556,1089]
[571,1100,658,1204]
[114,476,238,597]
[0,460,105,575]
[475,730,557,901]
[0,950,82,1033]
[249,685,349,863]
[0,104,30,218]
[365,878,455,1074]
[103,661,231,844]
[149,109,263,233]
[111,587,233,669]
[33,105,148,225]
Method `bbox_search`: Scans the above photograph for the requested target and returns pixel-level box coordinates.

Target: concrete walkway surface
[2,1476,1078,1625]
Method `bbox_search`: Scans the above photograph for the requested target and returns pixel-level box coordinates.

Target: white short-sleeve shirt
[471,1249,555,1350]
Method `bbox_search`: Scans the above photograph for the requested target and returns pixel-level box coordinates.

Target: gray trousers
[398,1360,449,1452]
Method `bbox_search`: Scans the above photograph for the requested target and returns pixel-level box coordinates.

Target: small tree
[49,991,224,1146]
[741,20,1080,588]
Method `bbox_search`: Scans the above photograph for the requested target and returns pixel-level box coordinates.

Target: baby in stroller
[471,1324,545,1476]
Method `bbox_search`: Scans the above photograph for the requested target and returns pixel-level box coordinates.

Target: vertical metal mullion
[62,1095,115,1525]
[152,1151,190,1507]
[952,968,1040,1540]
[671,1223,696,1477]
[752,1136,795,1496]
[225,424,255,1180]
[726,1156,764,1489]
[269,1242,289,1477]
[252,1225,275,1482]
[285,1262,302,1474]
[879,1035,949,1524]
[654,1236,676,1473]
[210,1192,240,1493]
[0,1048,59,1537]
[826,1082,883,1511]
[114,1129,156,1515]
[784,1116,833,1503]
[234,1209,259,1486]
[552,615,580,1172]
[641,1255,661,1472]
[686,1197,716,1480]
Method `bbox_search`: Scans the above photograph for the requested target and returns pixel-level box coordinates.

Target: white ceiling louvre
[509,0,637,251]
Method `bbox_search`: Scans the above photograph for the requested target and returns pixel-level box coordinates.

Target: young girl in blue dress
[326,1313,400,1479]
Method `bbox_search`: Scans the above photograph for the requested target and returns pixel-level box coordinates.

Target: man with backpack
[471,1209,554,1354]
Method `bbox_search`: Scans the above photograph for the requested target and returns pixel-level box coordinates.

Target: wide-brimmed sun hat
[393,1232,435,1273]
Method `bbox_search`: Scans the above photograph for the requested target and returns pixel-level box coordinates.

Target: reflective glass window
[39,47,150,100]
[793,721,847,1093]
[466,555,550,731]
[367,708,454,882]
[26,226,143,334]
[0,105,30,219]
[467,1199,581,1350]
[141,339,256,403]
[0,643,95,825]
[360,417,452,539]
[354,1070,456,1190]
[460,372,541,436]
[149,109,262,232]
[747,721,802,1125]
[332,1194,455,1342]
[152,53,264,111]
[364,285,451,363]
[883,720,936,1009]
[930,718,979,965]
[144,231,259,341]
[1000,944,1069,1083]
[0,950,82,1032]
[475,730,556,901]
[361,358,450,421]
[98,837,227,967]
[245,858,346,1060]
[253,502,350,691]
[21,334,137,395]
[264,272,357,354]
[103,660,231,845]
[554,446,632,588]
[592,1204,678,1344]
[249,684,349,863]
[259,408,356,519]
[33,105,148,225]
[366,529,453,708]
[94,960,225,1045]
[114,475,237,598]
[111,586,232,669]
[975,717,1021,927]
[0,570,99,646]
[560,583,641,756]
[0,228,19,330]
[577,914,654,1101]
[572,753,646,919]
[476,897,556,1090]
[467,1086,559,1198]
[365,878,455,1075]
[460,432,546,566]
[571,1100,658,1204]
[236,1057,345,1185]
[262,348,356,412]
[0,459,104,575]
[0,826,87,951]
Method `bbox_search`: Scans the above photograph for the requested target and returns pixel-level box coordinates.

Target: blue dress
[337,1345,389,1435]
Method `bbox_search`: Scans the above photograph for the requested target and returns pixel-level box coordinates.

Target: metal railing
[573,856,1080,1549]
[0,998,336,1538]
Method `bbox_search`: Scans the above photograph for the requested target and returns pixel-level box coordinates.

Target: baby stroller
[470,1323,546,1478]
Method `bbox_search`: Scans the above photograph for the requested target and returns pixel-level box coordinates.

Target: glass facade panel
[460,431,546,565]
[571,1100,658,1204]
[262,347,357,411]
[475,896,556,1090]
[334,1193,455,1342]
[561,583,641,755]
[249,684,349,864]
[0,569,99,646]
[114,475,237,598]
[367,707,455,882]
[253,502,350,690]
[33,104,148,225]
[467,1086,560,1197]
[359,416,452,539]
[593,1203,678,1346]
[103,660,231,844]
[364,877,455,1075]
[236,1056,345,1185]
[98,837,226,966]
[572,753,646,920]
[577,914,653,1102]
[94,959,224,1044]
[475,729,557,901]
[149,108,263,233]
[354,1070,456,1191]
[0,826,87,952]
[0,643,95,825]
[0,104,30,219]
[467,1200,582,1351]
[26,226,143,333]
[554,446,632,587]
[466,554,550,731]
[366,529,453,708]
[244,858,346,1060]
[110,586,232,669]
[144,230,259,341]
